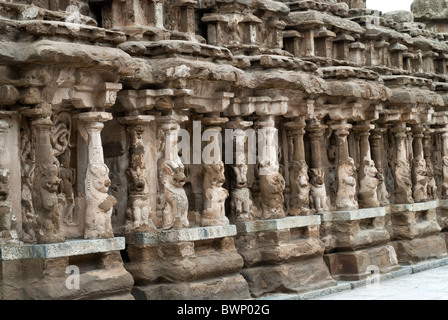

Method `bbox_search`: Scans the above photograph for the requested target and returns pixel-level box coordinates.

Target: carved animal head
[309,168,325,187]
[0,168,10,201]
[89,164,111,193]
[128,167,146,192]
[231,164,248,188]
[203,162,225,187]
[163,160,186,188]
[413,156,427,173]
[395,159,410,176]
[344,158,356,176]
[364,159,378,177]
[41,165,61,193]
[266,172,286,191]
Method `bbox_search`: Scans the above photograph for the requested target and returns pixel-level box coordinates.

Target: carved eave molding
[117,88,193,115]
[0,40,136,77]
[287,10,364,34]
[311,74,390,122]
[225,95,289,118]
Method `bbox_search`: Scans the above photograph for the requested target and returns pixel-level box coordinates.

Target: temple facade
[1,0,448,299]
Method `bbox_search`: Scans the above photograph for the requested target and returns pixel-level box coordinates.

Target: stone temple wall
[0,0,448,299]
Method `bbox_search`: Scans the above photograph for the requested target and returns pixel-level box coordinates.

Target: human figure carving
[127,128,146,193]
[59,149,76,226]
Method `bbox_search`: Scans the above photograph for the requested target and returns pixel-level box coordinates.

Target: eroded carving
[201,161,229,226]
[289,159,311,215]
[160,160,189,230]
[85,163,117,239]
[259,161,285,220]
[309,168,329,213]
[358,159,380,208]
[336,158,359,210]
[229,163,255,222]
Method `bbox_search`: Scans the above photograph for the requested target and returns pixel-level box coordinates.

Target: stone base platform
[320,207,401,281]
[0,238,134,300]
[124,225,251,300]
[388,201,447,264]
[234,216,337,298]
[390,235,448,265]
[324,244,400,281]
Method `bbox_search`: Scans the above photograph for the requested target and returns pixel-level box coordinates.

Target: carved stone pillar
[121,115,157,233]
[256,114,285,220]
[354,121,380,208]
[225,117,255,222]
[423,127,438,200]
[370,126,390,206]
[391,122,414,204]
[0,117,17,242]
[411,124,429,203]
[307,119,329,213]
[442,128,448,199]
[157,113,189,230]
[285,117,310,216]
[78,112,117,239]
[201,115,229,227]
[332,120,358,211]
[31,115,65,244]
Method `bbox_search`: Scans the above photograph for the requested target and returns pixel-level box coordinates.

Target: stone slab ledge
[320,207,386,222]
[388,200,439,213]
[0,237,125,261]
[234,215,321,234]
[125,225,237,245]
[321,199,447,222]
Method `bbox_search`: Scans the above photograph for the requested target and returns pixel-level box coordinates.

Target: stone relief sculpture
[125,126,156,233]
[336,158,358,210]
[394,158,414,204]
[358,159,380,208]
[201,161,229,226]
[229,163,255,222]
[442,156,448,198]
[289,159,311,215]
[33,163,65,244]
[426,160,438,200]
[376,168,390,206]
[160,160,189,230]
[59,149,76,226]
[20,123,36,242]
[127,127,147,193]
[412,155,429,203]
[84,163,117,239]
[0,168,17,242]
[309,168,329,213]
[51,112,72,160]
[259,160,286,220]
